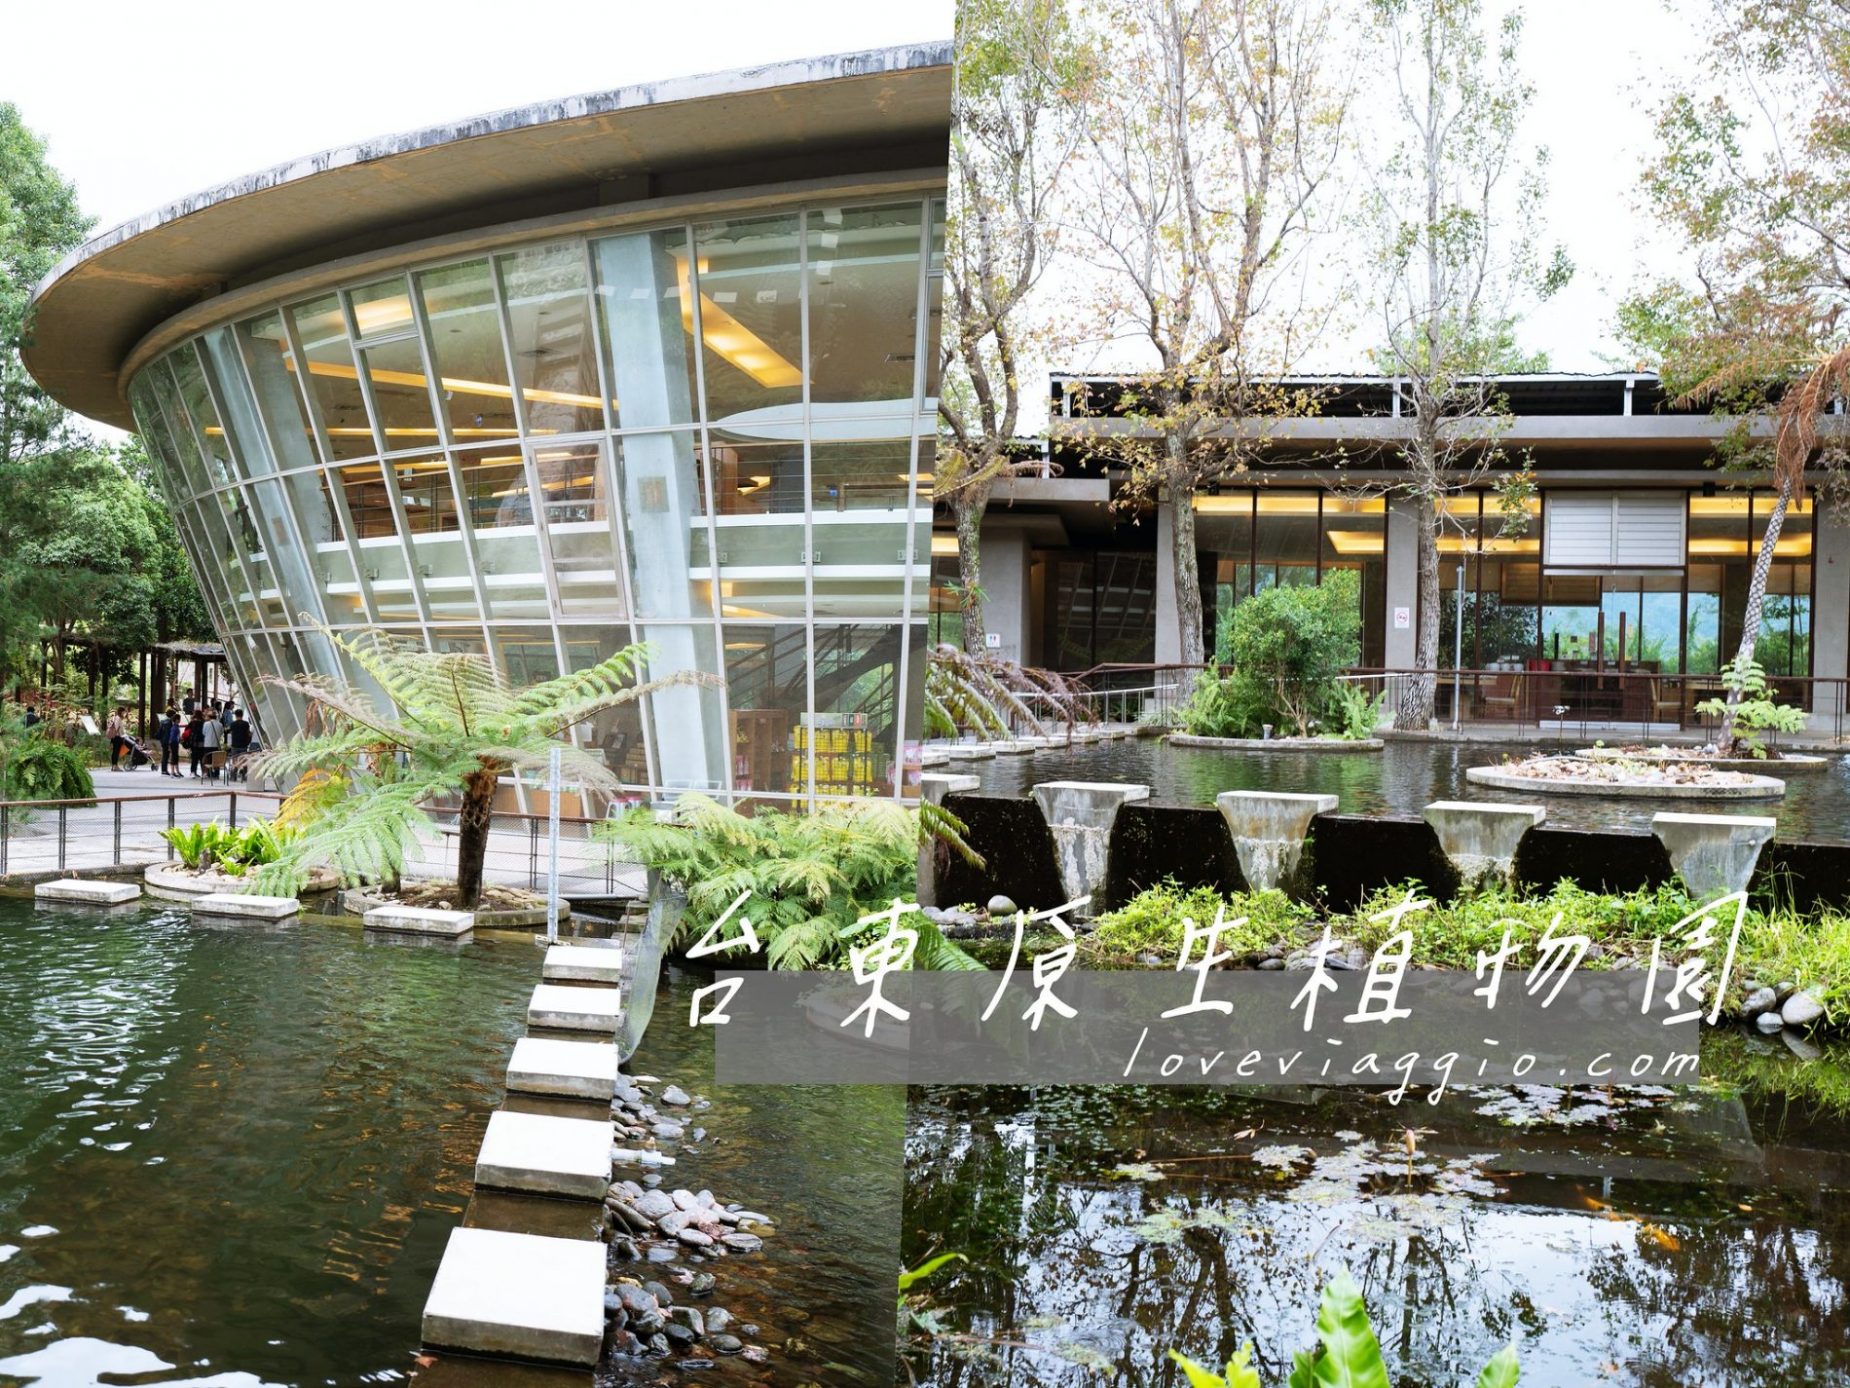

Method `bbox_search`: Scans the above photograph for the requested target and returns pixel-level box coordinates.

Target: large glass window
[592,228,699,431]
[498,243,604,437]
[416,260,518,441]
[691,213,804,422]
[288,295,374,461]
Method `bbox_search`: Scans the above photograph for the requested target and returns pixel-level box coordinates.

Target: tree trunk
[1718,476,1792,749]
[1167,437,1206,668]
[954,491,989,656]
[1397,498,1440,730]
[455,764,501,909]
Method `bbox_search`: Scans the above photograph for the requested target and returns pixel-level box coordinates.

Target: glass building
[25,47,952,810]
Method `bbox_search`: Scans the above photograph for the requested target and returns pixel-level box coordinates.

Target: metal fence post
[57,806,66,871]
[169,796,177,832]
[113,800,123,866]
[2,804,8,876]
[528,816,540,890]
[229,793,238,831]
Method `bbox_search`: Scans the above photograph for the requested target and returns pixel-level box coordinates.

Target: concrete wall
[980,526,1036,665]
[1813,505,1850,730]
[1384,495,1421,669]
[1154,504,1181,665]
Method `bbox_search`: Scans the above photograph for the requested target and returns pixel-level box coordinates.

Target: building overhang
[1048,412,1844,451]
[25,44,952,430]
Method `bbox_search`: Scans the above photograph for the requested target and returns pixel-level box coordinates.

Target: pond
[901,1040,1850,1387]
[0,897,535,1387]
[967,738,1850,842]
[598,964,902,1388]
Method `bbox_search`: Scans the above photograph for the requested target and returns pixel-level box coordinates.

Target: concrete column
[978,528,1035,664]
[1154,502,1181,665]
[1384,496,1420,670]
[1811,504,1850,732]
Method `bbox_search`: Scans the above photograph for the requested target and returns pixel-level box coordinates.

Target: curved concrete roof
[25,43,952,430]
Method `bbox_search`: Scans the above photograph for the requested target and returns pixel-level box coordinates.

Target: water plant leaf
[1475,1344,1521,1388]
[1302,1272,1391,1388]
[1168,1347,1261,1388]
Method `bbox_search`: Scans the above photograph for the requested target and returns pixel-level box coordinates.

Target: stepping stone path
[541,943,624,984]
[527,982,624,1033]
[193,893,299,920]
[506,1036,618,1100]
[475,1109,614,1200]
[422,1226,605,1365]
[363,905,473,937]
[35,879,139,905]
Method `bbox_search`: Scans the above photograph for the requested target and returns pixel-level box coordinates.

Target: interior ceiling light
[287,353,609,413]
[675,256,802,388]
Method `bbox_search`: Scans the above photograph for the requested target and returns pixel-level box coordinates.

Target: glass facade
[127,197,942,809]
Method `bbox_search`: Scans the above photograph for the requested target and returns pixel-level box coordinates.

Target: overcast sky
[9,0,1694,434]
[8,0,954,231]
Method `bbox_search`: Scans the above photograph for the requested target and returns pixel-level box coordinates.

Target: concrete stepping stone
[475,1110,613,1199]
[364,905,473,937]
[1652,812,1777,898]
[194,893,299,920]
[421,1226,605,1365]
[507,1036,618,1100]
[35,879,139,906]
[527,983,623,1033]
[541,943,624,985]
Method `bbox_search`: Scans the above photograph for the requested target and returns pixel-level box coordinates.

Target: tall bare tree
[938,0,1089,655]
[1065,0,1350,667]
[1626,0,1850,746]
[1363,0,1569,730]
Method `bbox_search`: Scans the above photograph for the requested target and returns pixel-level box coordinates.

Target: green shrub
[1086,879,1313,963]
[2,736,95,803]
[1694,653,1806,757]
[600,794,980,971]
[160,818,297,875]
[1329,680,1387,740]
[1181,573,1363,738]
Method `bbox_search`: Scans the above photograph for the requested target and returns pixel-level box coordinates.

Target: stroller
[122,734,152,770]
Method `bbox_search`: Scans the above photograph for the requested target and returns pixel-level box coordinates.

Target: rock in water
[986,894,1018,916]
[1739,986,1778,1019]
[661,1084,693,1106]
[1781,990,1825,1028]
[1754,1011,1787,1034]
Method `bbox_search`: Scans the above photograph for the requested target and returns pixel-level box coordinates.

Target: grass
[1083,877,1850,1025]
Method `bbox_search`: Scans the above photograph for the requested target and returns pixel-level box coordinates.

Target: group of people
[107,691,256,782]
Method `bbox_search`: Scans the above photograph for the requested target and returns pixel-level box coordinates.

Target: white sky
[7,0,953,232]
[7,0,1692,435]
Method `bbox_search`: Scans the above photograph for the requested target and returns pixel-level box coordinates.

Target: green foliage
[1330,681,1387,740]
[1,731,94,802]
[252,624,693,902]
[1169,1273,1517,1387]
[1694,653,1806,757]
[925,644,1085,739]
[160,818,298,876]
[1183,573,1363,738]
[600,794,980,971]
[1085,880,1313,964]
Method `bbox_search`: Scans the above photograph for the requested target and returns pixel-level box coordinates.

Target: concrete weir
[527,983,623,1034]
[1652,812,1778,898]
[475,1109,613,1200]
[541,943,624,985]
[1422,801,1545,889]
[507,1036,618,1101]
[1030,781,1150,916]
[422,1226,606,1365]
[34,878,139,906]
[918,773,980,909]
[1214,791,1338,893]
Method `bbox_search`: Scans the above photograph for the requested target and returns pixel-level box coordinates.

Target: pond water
[968,738,1850,842]
[0,897,536,1387]
[599,964,902,1388]
[902,1043,1850,1387]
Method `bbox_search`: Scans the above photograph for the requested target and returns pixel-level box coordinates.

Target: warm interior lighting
[1688,536,1813,557]
[352,294,414,337]
[930,533,960,556]
[736,475,773,495]
[674,256,802,388]
[1323,530,1385,555]
[1689,494,1812,517]
[288,352,607,414]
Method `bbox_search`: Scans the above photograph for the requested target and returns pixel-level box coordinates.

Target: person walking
[228,709,252,783]
[106,707,128,770]
[199,711,223,782]
[160,706,182,778]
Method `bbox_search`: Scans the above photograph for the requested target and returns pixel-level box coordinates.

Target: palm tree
[1683,346,1850,748]
[254,624,711,908]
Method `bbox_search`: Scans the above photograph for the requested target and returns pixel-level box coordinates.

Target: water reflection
[902,1072,1850,1386]
[968,739,1850,841]
[0,901,534,1386]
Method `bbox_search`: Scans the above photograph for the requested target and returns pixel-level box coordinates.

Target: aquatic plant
[160,818,299,876]
[599,793,981,971]
[1169,1272,1519,1387]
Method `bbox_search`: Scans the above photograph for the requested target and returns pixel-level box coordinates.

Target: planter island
[1467,754,1786,800]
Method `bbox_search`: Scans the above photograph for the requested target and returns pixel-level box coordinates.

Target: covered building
[935,373,1850,731]
[25,46,950,808]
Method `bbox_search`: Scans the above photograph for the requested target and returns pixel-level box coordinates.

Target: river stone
[678,1227,715,1247]
[721,1232,763,1252]
[1740,986,1779,1019]
[669,1305,704,1336]
[615,1284,658,1316]
[644,1280,675,1307]
[653,1121,685,1140]
[1781,990,1826,1028]
[709,1333,744,1354]
[1258,957,1285,970]
[631,1189,677,1221]
[986,894,1018,916]
[664,1322,697,1347]
[705,1307,733,1334]
[644,1332,670,1355]
[659,1209,697,1236]
[1754,1010,1787,1034]
[661,1085,692,1106]
[609,1202,653,1234]
[671,1188,701,1211]
[689,1272,716,1295]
